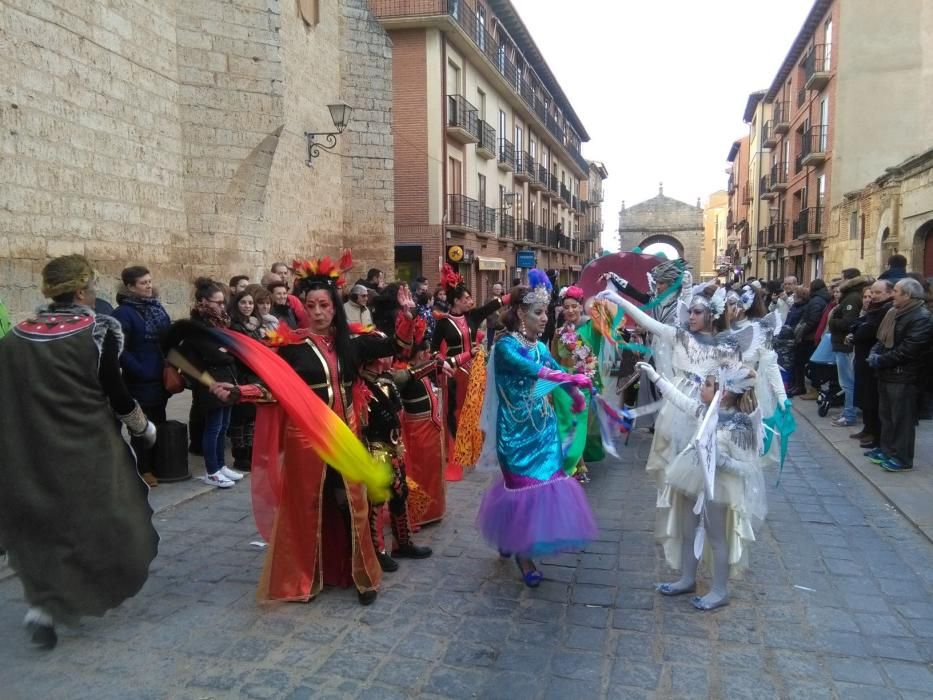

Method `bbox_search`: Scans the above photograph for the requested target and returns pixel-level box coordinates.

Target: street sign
[516,250,536,268]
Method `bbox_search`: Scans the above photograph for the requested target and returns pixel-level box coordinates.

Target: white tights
[661,496,730,609]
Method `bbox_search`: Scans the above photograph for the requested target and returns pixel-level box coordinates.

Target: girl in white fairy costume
[597,284,742,487]
[636,360,767,611]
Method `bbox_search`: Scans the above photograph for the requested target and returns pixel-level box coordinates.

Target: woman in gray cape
[0,255,159,649]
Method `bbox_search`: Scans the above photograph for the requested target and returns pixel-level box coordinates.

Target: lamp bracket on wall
[304,103,353,166]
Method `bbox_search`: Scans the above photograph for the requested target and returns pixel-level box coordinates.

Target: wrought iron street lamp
[305,103,353,165]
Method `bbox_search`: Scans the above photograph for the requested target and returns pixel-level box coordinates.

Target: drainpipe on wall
[441,33,448,281]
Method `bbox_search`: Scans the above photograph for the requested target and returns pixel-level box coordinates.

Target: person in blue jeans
[168,278,244,488]
[827,269,871,427]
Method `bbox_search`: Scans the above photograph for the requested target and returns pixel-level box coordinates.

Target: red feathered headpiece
[560,285,585,302]
[293,249,353,289]
[262,324,308,347]
[440,263,465,293]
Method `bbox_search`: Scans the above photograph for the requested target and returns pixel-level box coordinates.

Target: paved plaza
[0,414,931,699]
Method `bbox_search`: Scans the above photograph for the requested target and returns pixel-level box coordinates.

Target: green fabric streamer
[763,405,797,485]
[0,299,10,338]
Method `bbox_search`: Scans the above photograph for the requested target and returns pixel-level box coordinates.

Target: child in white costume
[636,360,767,611]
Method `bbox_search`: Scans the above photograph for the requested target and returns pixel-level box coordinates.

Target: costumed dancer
[359,340,434,572]
[602,260,689,429]
[244,254,412,606]
[0,255,159,649]
[636,360,767,611]
[723,286,795,468]
[597,284,741,490]
[475,271,598,586]
[551,284,605,482]
[373,286,448,526]
[431,264,509,481]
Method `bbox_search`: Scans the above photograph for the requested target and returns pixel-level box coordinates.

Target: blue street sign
[516,250,536,268]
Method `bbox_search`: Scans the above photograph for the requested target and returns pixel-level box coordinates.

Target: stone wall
[0,0,394,319]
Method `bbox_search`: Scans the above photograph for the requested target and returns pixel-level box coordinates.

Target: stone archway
[913,220,933,277]
[638,234,685,259]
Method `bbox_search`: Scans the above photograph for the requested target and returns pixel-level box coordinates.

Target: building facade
[1,0,395,318]
[368,0,593,296]
[825,148,933,278]
[617,185,704,275]
[725,136,751,280]
[700,191,729,282]
[734,0,932,283]
[581,161,608,259]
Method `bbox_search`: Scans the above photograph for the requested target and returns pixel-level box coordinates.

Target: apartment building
[701,191,729,282]
[734,0,932,282]
[369,0,594,295]
[581,161,609,255]
[725,135,751,278]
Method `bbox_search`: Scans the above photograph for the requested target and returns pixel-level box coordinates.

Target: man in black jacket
[866,278,933,472]
[827,269,871,426]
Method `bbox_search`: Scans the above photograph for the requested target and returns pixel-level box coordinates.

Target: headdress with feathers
[441,263,465,295]
[292,250,353,291]
[524,269,553,305]
[559,285,585,302]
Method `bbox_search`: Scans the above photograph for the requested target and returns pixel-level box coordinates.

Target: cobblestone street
[1,414,932,700]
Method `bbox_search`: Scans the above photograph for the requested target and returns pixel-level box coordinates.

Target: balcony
[796,87,807,109]
[770,161,788,192]
[368,0,590,177]
[536,224,548,246]
[757,228,768,248]
[768,221,787,247]
[447,193,479,231]
[549,174,559,196]
[497,138,514,171]
[521,219,535,243]
[760,175,776,200]
[560,184,572,205]
[762,120,778,149]
[742,182,752,204]
[529,161,545,192]
[476,120,496,159]
[499,212,515,239]
[571,195,579,212]
[726,210,734,230]
[588,189,603,204]
[446,94,479,144]
[793,206,824,240]
[727,174,736,194]
[773,101,790,134]
[514,151,530,182]
[804,44,831,91]
[800,126,828,166]
[478,205,497,234]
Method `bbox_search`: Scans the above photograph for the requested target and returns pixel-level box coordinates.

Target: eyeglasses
[206,298,225,306]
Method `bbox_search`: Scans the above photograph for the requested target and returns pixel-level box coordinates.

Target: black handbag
[152,420,191,482]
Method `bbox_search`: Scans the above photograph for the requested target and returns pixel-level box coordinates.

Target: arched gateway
[617,184,704,275]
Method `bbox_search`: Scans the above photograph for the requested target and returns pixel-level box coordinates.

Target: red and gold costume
[431,266,503,481]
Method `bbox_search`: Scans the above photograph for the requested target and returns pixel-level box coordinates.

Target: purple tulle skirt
[475,471,598,557]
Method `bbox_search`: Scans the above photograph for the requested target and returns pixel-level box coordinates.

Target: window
[529,138,536,161]
[497,42,505,73]
[817,174,825,207]
[819,98,829,150]
[476,6,486,51]
[447,61,461,95]
[514,191,523,223]
[529,198,537,225]
[824,18,832,69]
[849,210,858,240]
[498,110,507,141]
[476,89,486,121]
[448,157,462,194]
[499,184,506,209]
[478,174,486,209]
[514,125,523,155]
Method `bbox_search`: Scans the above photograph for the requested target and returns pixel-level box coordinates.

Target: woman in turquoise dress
[475,272,598,586]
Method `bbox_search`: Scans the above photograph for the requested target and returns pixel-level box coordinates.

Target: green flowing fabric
[0,299,10,338]
[552,320,605,471]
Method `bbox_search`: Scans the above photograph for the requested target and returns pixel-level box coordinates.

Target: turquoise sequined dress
[476,334,598,556]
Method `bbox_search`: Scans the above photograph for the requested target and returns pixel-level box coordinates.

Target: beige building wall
[1,0,394,318]
[701,191,729,280]
[832,0,933,207]
[746,101,771,278]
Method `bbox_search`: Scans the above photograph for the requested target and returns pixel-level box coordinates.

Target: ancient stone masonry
[0,0,394,318]
[617,185,704,275]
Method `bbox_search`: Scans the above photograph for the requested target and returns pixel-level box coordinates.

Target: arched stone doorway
[913,220,933,277]
[638,234,685,260]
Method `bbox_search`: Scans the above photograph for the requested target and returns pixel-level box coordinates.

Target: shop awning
[570,265,582,272]
[477,256,507,271]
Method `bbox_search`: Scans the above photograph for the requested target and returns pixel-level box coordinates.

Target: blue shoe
[880,457,912,472]
[864,448,887,463]
[514,557,543,587]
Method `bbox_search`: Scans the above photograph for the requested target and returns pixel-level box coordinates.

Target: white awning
[477,256,507,271]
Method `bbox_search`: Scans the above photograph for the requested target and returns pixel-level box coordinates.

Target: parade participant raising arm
[476,272,597,587]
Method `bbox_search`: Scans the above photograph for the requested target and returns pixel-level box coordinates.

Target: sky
[511,0,816,252]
